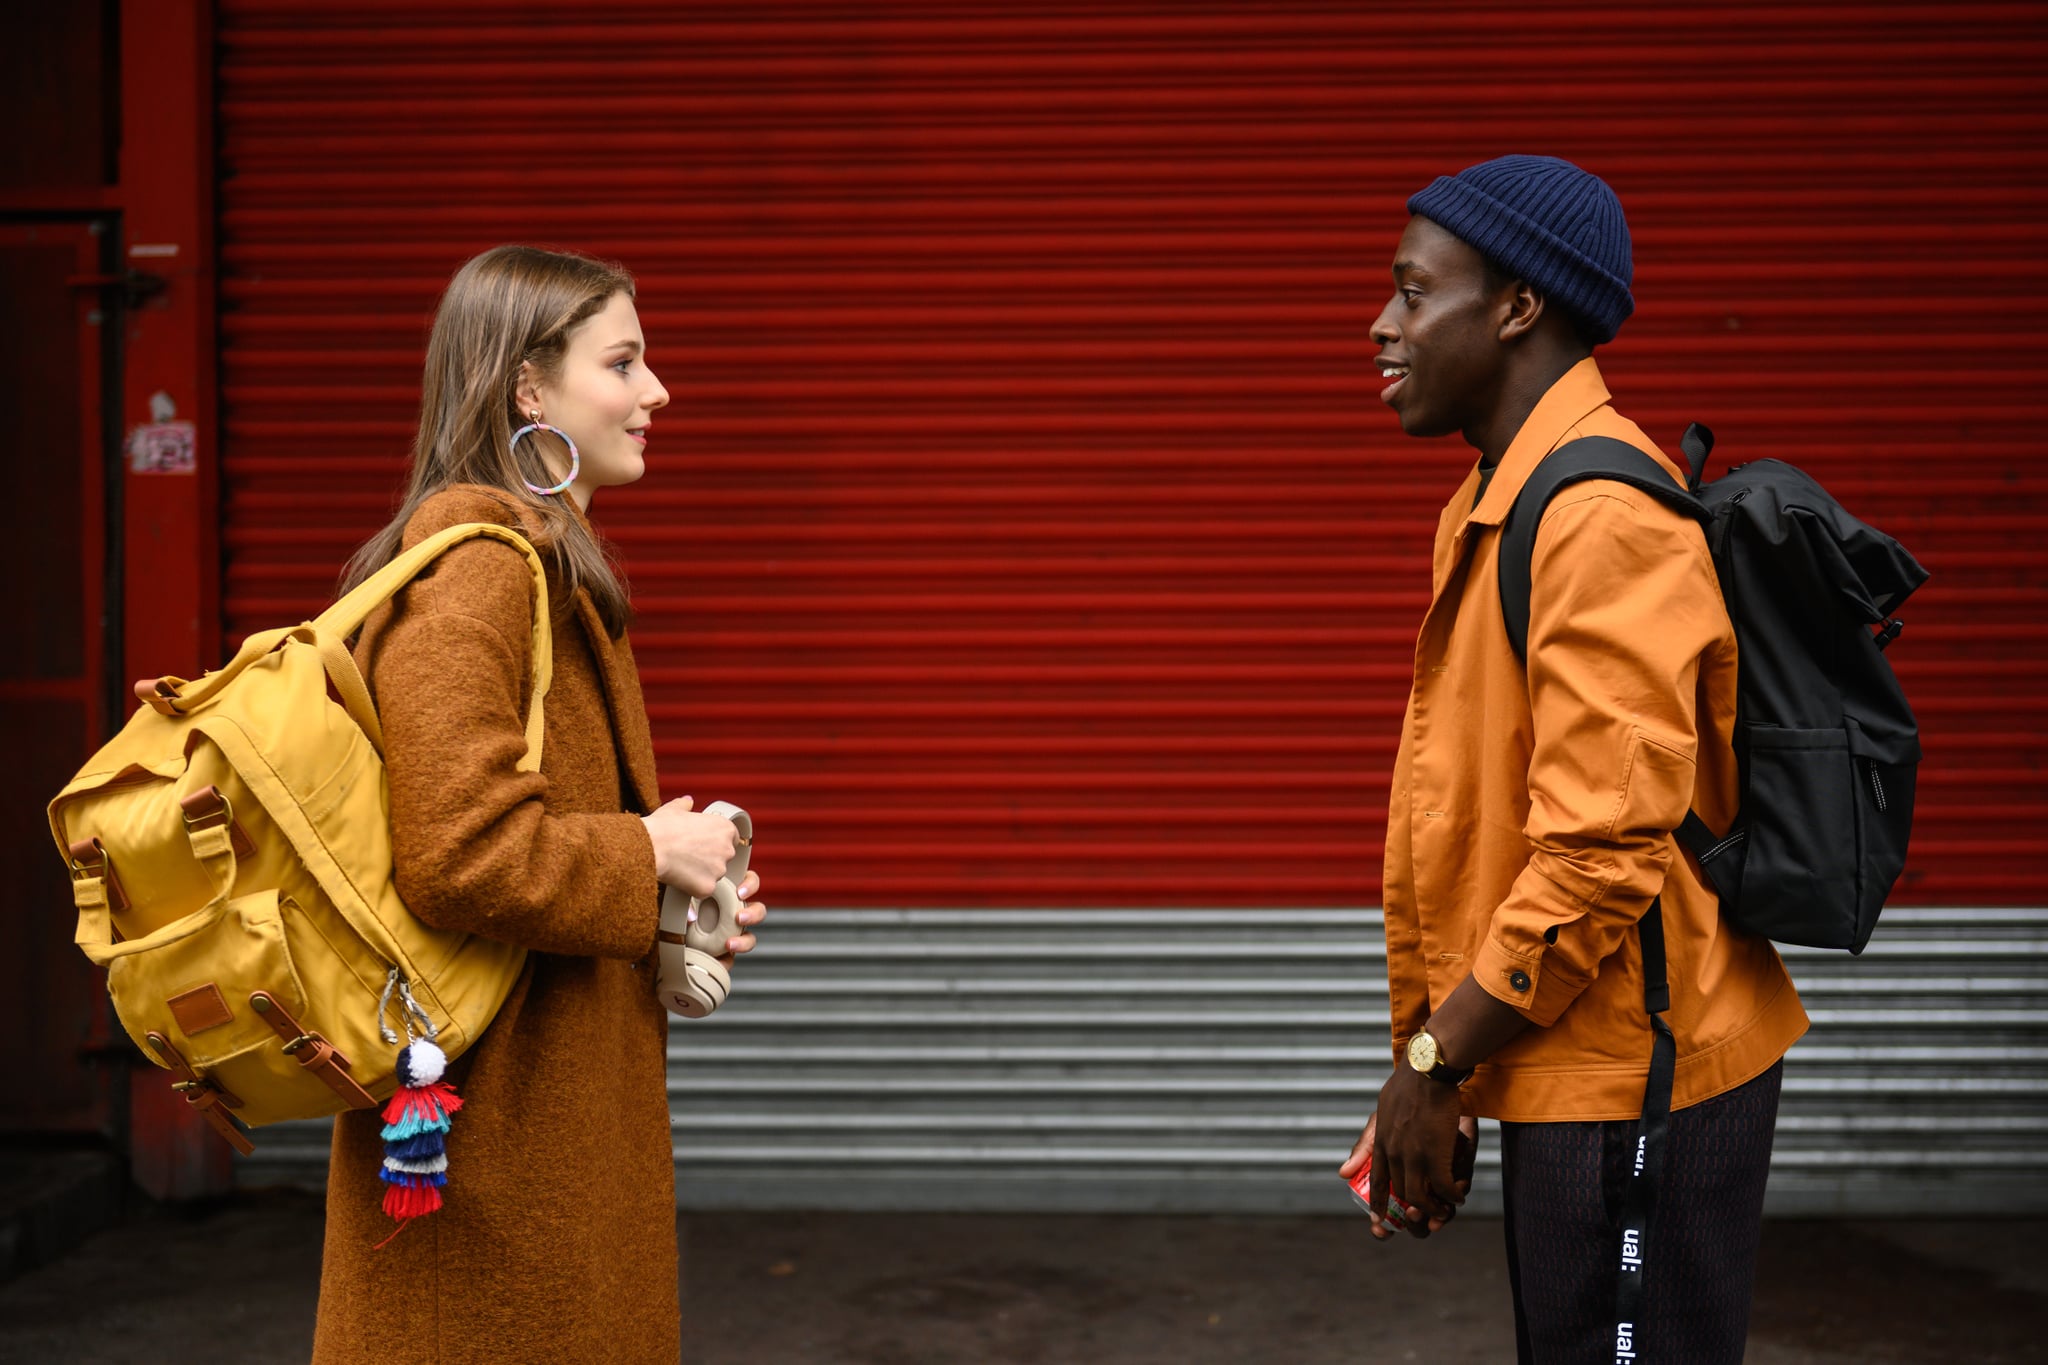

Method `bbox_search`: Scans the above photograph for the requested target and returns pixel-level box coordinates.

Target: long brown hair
[340,244,637,634]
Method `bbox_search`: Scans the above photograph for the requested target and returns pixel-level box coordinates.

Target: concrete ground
[0,1190,2043,1363]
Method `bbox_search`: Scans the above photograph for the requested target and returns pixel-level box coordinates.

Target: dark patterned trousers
[1500,1059,1784,1365]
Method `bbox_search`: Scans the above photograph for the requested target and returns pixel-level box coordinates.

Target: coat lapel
[571,591,662,816]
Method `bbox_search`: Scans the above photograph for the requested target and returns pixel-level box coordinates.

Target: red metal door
[0,220,119,1137]
[212,1,2048,907]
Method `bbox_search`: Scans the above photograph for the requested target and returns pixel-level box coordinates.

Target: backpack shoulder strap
[1497,435,1709,661]
[312,523,554,772]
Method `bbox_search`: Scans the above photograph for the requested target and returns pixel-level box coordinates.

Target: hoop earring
[511,420,579,496]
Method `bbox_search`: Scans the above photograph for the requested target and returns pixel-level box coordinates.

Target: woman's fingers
[725,902,765,956]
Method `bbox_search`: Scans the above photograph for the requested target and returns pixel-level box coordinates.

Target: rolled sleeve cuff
[1473,931,1593,1028]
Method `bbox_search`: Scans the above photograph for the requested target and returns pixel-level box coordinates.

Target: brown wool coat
[312,487,678,1364]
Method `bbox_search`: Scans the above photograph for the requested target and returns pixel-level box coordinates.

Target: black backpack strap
[1615,895,1677,1357]
[1491,436,1705,1359]
[1497,435,1710,661]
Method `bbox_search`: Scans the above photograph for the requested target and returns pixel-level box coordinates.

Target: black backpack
[1496,423,1927,1358]
[1498,423,1928,955]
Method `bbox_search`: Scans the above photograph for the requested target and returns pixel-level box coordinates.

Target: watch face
[1407,1032,1438,1073]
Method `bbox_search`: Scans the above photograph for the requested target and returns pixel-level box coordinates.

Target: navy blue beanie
[1406,154,1634,345]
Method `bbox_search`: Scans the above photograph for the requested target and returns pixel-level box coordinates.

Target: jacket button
[1508,970,1531,992]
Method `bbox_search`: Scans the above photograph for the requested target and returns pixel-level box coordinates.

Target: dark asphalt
[0,1190,2042,1363]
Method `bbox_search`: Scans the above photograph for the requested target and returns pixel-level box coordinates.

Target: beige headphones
[654,801,752,1019]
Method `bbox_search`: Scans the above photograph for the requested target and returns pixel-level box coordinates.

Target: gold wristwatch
[1406,1029,1475,1086]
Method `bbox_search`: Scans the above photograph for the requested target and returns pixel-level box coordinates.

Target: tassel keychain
[374,971,462,1247]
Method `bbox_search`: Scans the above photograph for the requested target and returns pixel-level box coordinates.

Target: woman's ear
[513,361,544,419]
[1498,281,1545,342]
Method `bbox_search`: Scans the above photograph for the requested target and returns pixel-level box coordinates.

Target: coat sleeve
[366,538,661,960]
[1471,486,1730,1027]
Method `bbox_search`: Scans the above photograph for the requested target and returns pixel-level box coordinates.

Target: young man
[1337,156,1809,1362]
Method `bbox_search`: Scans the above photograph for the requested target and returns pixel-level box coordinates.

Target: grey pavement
[0,1189,2042,1363]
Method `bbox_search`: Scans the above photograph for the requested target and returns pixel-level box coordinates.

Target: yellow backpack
[47,523,549,1153]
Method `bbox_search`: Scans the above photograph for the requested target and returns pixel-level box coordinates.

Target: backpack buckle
[249,991,378,1110]
[178,786,257,859]
[146,1030,256,1156]
[1875,617,1904,651]
[178,786,233,830]
[67,836,131,917]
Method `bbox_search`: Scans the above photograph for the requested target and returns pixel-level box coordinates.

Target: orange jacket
[1382,358,1808,1122]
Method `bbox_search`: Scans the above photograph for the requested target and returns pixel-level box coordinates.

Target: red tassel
[381,1181,444,1220]
[382,1080,464,1127]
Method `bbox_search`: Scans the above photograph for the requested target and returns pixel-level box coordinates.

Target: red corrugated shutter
[215,2,2048,907]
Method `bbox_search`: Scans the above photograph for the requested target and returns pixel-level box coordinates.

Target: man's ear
[1498,281,1545,343]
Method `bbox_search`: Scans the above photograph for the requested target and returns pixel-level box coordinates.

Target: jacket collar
[1462,356,1614,530]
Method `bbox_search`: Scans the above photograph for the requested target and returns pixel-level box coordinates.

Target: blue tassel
[384,1130,448,1161]
[380,1110,453,1142]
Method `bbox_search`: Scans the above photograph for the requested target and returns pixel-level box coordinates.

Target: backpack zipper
[1867,761,1887,812]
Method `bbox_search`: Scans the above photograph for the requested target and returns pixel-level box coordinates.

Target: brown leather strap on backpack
[134,676,183,716]
[68,836,130,918]
[248,990,377,1110]
[143,1031,256,1157]
[177,785,257,860]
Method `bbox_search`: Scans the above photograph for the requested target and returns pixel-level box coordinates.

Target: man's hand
[1340,1111,1478,1241]
[1347,975,1532,1236]
[1370,1066,1469,1235]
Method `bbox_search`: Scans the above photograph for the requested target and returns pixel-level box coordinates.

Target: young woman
[313,245,762,1362]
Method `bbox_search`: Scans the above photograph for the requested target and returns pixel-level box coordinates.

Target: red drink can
[1343,1151,1408,1226]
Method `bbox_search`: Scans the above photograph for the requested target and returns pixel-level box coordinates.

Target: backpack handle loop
[135,620,392,758]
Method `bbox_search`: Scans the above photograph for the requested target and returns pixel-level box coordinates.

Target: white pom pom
[403,1040,446,1086]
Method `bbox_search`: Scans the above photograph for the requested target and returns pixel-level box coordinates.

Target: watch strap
[1425,1056,1476,1086]
[1412,1030,1475,1086]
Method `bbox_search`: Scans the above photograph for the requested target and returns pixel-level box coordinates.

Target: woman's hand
[641,795,740,897]
[717,869,766,967]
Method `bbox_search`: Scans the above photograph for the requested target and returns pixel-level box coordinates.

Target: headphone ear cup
[657,943,730,1019]
[683,879,744,955]
[656,883,735,1019]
